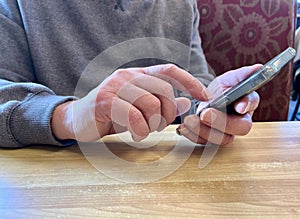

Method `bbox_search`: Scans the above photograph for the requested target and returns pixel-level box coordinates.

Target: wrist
[51,101,75,140]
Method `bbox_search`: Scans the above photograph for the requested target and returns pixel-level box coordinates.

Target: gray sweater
[0,0,214,148]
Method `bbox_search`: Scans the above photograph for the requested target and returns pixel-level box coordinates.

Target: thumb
[175,97,191,116]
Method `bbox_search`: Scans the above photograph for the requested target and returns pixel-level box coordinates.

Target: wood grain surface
[0,122,300,218]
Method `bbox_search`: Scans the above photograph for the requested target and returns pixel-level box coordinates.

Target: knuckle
[227,116,252,136]
[95,91,113,107]
[159,82,173,95]
[144,96,161,112]
[240,121,252,135]
[128,109,144,126]
[220,134,234,146]
[239,114,253,135]
[188,77,200,90]
[114,68,127,76]
[164,63,178,72]
[113,69,134,81]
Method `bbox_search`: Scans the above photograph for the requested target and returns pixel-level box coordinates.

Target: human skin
[179,64,262,145]
[51,63,261,145]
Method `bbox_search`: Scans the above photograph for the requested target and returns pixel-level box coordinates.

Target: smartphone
[196,47,296,115]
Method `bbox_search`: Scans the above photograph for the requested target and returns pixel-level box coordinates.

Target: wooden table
[0,122,300,218]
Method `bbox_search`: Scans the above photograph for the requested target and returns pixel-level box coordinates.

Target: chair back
[197,0,297,121]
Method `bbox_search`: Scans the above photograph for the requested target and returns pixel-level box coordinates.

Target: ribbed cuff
[9,91,77,147]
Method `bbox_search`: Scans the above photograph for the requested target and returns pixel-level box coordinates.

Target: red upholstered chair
[197,0,297,121]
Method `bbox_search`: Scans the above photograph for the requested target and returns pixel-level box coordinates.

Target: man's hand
[51,64,210,142]
[178,64,262,146]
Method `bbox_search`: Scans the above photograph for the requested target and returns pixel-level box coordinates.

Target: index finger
[142,64,211,101]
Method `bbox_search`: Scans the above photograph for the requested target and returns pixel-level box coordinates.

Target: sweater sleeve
[0,1,76,148]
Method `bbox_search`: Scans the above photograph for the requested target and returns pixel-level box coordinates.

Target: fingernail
[176,125,187,136]
[236,101,250,114]
[200,89,213,100]
[176,125,182,135]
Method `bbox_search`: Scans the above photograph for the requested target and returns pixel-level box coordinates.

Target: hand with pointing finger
[51,64,210,142]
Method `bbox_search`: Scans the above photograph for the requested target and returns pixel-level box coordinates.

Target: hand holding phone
[196,47,296,115]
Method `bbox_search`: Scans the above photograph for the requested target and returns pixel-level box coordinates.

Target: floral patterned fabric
[197,0,296,121]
